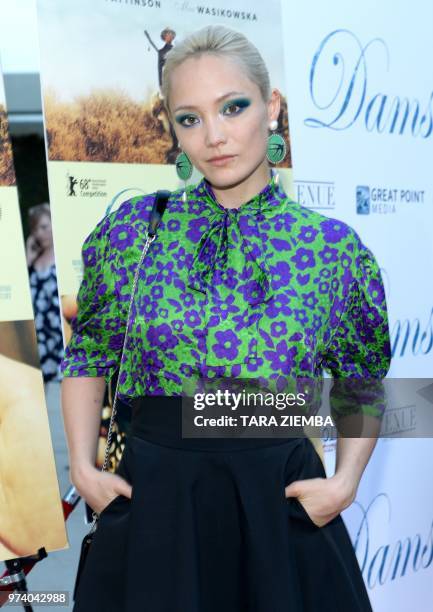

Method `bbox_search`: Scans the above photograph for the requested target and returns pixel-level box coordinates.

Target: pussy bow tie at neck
[187,176,285,307]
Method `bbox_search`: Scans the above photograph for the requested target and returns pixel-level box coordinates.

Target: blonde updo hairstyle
[161,25,271,115]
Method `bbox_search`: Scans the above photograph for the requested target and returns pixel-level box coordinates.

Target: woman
[26,203,63,383]
[61,25,391,611]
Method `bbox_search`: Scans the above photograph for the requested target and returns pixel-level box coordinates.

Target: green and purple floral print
[61,174,391,410]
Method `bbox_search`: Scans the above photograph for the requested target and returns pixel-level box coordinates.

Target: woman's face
[168,53,279,189]
[33,214,53,249]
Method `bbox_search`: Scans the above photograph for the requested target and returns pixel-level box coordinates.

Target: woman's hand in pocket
[71,464,132,515]
[285,475,356,528]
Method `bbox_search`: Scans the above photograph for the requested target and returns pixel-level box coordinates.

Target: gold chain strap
[89,232,156,529]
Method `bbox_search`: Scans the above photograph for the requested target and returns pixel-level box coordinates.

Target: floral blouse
[60,174,391,415]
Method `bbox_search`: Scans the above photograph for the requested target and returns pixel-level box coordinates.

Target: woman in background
[26,203,63,383]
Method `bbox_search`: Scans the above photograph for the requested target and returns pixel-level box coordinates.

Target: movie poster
[0,59,67,561]
[36,0,292,320]
[36,0,294,469]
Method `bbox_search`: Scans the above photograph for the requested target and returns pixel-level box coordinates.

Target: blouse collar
[190,169,287,215]
[186,171,287,306]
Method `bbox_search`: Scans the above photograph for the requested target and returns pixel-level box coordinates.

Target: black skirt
[73,397,372,612]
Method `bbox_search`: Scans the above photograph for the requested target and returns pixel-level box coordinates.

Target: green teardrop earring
[266,119,287,165]
[175,150,193,180]
[175,151,193,203]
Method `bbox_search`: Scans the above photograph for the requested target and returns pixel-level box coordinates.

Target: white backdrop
[282,1,433,610]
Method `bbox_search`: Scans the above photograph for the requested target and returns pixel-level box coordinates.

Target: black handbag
[73,189,170,601]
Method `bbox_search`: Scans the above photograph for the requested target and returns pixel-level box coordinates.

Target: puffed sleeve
[321,234,391,420]
[60,213,126,382]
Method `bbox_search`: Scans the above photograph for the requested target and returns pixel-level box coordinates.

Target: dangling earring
[266,119,287,165]
[175,151,193,202]
[271,167,280,186]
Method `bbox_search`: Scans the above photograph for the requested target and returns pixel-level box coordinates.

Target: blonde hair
[161,25,271,111]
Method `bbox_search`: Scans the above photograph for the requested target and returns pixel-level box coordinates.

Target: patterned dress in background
[28,262,64,383]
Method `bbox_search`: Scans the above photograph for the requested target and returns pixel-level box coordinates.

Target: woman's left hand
[285,474,356,528]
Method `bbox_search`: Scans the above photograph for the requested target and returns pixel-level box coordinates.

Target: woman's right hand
[25,234,42,265]
[71,464,133,515]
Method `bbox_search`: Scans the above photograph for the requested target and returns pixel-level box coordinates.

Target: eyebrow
[173,91,247,113]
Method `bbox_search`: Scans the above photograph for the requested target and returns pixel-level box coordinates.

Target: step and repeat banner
[282,1,432,610]
[0,58,67,561]
[33,0,431,608]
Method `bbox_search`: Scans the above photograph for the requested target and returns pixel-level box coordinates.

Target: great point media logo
[356,185,425,215]
[305,29,433,138]
[66,173,108,198]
